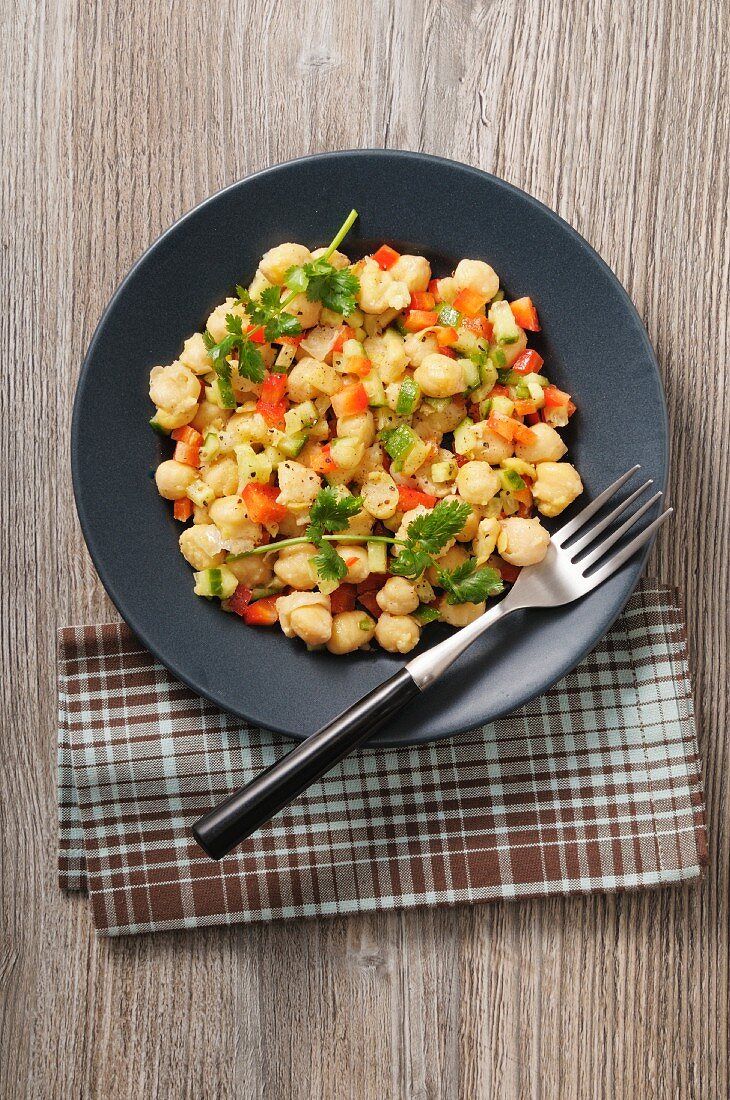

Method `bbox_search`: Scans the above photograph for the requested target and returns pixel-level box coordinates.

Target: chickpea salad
[149,210,583,656]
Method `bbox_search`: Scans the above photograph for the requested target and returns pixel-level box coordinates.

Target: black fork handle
[192,668,421,860]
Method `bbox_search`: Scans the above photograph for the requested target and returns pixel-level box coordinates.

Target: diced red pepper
[372,244,400,270]
[439,347,458,358]
[512,421,538,445]
[410,291,436,311]
[330,584,357,614]
[509,296,541,331]
[455,453,469,467]
[332,325,356,354]
[275,333,305,347]
[173,497,194,522]
[514,398,538,416]
[344,556,359,568]
[436,326,458,348]
[453,288,488,317]
[486,412,517,441]
[309,444,338,475]
[398,485,438,511]
[242,482,287,525]
[428,278,442,299]
[543,384,571,409]
[460,315,491,338]
[173,441,201,467]
[356,590,382,619]
[489,383,511,398]
[228,584,253,616]
[331,382,369,418]
[481,318,494,341]
[260,373,288,404]
[567,399,577,417]
[255,400,288,430]
[345,355,372,377]
[242,596,279,626]
[357,573,388,594]
[245,325,266,344]
[510,349,545,376]
[404,309,438,332]
[171,425,203,446]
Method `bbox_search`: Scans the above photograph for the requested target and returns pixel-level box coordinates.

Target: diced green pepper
[499,468,527,492]
[395,376,421,416]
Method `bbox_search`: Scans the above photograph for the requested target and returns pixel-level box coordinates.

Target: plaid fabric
[58,582,707,936]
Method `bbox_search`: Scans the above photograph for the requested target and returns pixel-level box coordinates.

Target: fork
[192,465,671,859]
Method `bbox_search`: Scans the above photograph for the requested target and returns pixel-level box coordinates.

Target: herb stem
[227,531,402,561]
[322,209,358,261]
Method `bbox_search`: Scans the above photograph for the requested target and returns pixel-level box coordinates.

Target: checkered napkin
[58,582,707,936]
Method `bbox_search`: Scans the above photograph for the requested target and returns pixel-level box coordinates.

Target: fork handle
[192,668,421,860]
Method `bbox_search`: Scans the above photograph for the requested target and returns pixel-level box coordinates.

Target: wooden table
[2,1,728,1096]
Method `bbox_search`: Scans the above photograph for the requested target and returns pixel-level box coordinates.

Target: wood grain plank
[1,0,727,1097]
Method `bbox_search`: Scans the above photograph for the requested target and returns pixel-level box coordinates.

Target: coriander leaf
[234,284,251,307]
[437,559,504,605]
[237,338,265,384]
[312,538,348,582]
[212,358,236,409]
[308,487,364,533]
[412,604,441,624]
[265,310,301,343]
[306,266,360,315]
[225,312,244,338]
[405,499,472,555]
[389,547,433,579]
[283,265,309,295]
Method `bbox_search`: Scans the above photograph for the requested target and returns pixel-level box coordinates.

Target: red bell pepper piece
[255,400,288,430]
[260,373,288,404]
[397,485,438,511]
[173,441,201,467]
[173,497,194,522]
[567,399,577,417]
[453,288,488,317]
[332,325,355,354]
[436,326,458,347]
[428,278,442,299]
[330,584,357,614]
[410,291,436,311]
[509,297,541,331]
[345,355,372,377]
[372,244,400,270]
[275,333,305,347]
[309,444,338,475]
[543,384,571,409]
[242,596,279,626]
[331,382,369,418]
[356,590,382,619]
[439,346,457,358]
[514,398,538,416]
[228,584,253,616]
[510,349,545,376]
[489,383,511,398]
[404,309,438,332]
[245,325,266,344]
[242,483,287,525]
[512,421,538,445]
[460,315,491,338]
[171,425,203,446]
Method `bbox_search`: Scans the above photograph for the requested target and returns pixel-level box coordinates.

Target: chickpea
[209,496,261,541]
[311,246,350,270]
[438,597,486,627]
[414,353,465,399]
[334,544,370,583]
[412,400,467,440]
[337,410,375,446]
[287,358,341,402]
[433,276,458,303]
[224,410,270,447]
[193,504,210,525]
[468,423,514,462]
[247,269,272,300]
[276,460,321,507]
[326,611,376,654]
[364,330,408,382]
[276,591,330,636]
[274,544,318,590]
[179,332,213,375]
[441,494,481,540]
[179,524,225,570]
[497,517,550,566]
[340,510,375,537]
[532,462,583,518]
[201,455,238,498]
[514,422,568,464]
[389,254,431,293]
[362,470,399,519]
[206,298,243,342]
[474,517,500,562]
[149,362,200,425]
[455,461,501,506]
[286,292,321,330]
[227,555,274,587]
[351,442,386,486]
[376,577,419,615]
[259,243,312,285]
[453,259,500,301]
[190,400,231,435]
[155,459,197,500]
[404,330,440,368]
[375,613,421,654]
[358,258,411,315]
[289,605,333,646]
[427,544,468,584]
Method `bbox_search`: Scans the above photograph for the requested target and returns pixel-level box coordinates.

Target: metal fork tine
[582,509,673,589]
[552,465,641,546]
[567,479,654,555]
[577,491,663,569]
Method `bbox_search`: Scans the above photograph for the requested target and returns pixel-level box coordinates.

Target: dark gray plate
[72,150,667,746]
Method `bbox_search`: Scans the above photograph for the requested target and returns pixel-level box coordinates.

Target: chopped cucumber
[200,429,221,463]
[400,437,431,476]
[278,430,309,458]
[414,575,436,602]
[489,347,507,369]
[186,479,215,507]
[235,443,273,486]
[395,376,421,415]
[461,358,481,391]
[502,457,537,479]
[500,490,520,516]
[193,566,238,599]
[423,397,451,412]
[274,344,297,372]
[436,303,461,327]
[430,458,458,483]
[412,604,440,625]
[491,395,515,417]
[284,400,318,435]
[489,300,521,345]
[479,398,492,419]
[149,415,169,436]
[453,416,475,455]
[367,541,388,574]
[363,372,388,407]
[499,468,526,492]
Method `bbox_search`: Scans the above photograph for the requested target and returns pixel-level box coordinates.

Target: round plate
[72,150,667,746]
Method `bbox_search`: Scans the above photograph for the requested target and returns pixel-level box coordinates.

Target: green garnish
[202,317,264,402]
[235,285,302,343]
[390,499,472,580]
[436,303,461,327]
[412,604,440,624]
[500,468,527,492]
[304,487,365,582]
[359,618,373,631]
[285,260,360,316]
[395,377,420,416]
[436,559,504,605]
[312,538,348,583]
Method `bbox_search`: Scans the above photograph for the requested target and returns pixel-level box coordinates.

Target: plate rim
[71,148,668,746]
